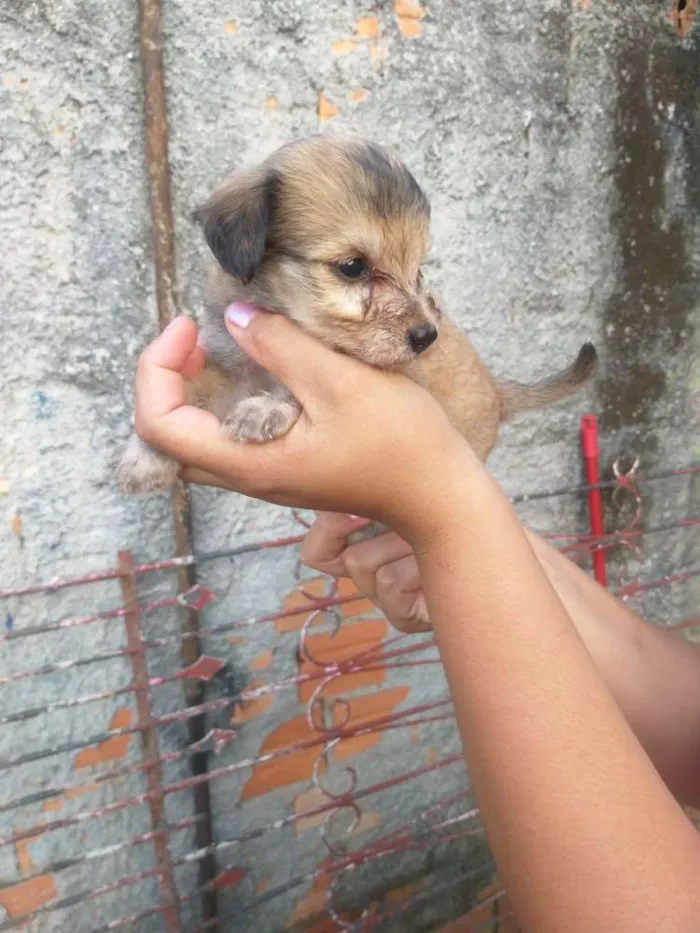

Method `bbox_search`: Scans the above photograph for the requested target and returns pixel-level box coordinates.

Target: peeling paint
[74,707,133,769]
[318,91,339,120]
[356,16,380,39]
[297,618,390,702]
[394,0,426,38]
[230,679,275,724]
[333,687,411,761]
[0,875,57,918]
[331,39,358,55]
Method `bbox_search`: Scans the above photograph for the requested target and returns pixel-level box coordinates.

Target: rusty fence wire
[0,461,698,933]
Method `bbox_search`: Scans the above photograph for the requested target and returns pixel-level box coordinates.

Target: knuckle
[299,541,323,572]
[376,562,401,592]
[343,548,367,580]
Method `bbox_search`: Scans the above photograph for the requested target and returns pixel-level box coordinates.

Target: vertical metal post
[119,550,182,933]
[138,1,219,924]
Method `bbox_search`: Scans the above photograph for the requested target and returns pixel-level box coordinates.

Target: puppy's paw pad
[223,396,301,443]
[117,441,180,495]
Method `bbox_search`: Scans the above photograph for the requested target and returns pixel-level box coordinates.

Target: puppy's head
[195,136,439,368]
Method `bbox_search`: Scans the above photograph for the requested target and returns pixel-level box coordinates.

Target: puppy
[117,135,596,497]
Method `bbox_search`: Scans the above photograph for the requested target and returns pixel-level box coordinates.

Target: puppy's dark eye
[336,258,368,280]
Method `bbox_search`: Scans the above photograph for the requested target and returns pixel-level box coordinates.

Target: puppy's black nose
[408,324,438,354]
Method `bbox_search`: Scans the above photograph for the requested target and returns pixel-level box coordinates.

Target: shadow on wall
[598,22,699,454]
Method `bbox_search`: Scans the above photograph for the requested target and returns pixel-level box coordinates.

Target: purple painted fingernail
[225,302,261,329]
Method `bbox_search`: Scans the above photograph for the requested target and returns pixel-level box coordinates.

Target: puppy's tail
[497,342,597,420]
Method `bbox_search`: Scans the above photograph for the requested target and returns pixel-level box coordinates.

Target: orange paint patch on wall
[394,0,426,37]
[291,874,332,927]
[331,39,358,54]
[42,780,101,814]
[297,618,389,702]
[333,686,409,761]
[348,88,370,102]
[0,875,57,918]
[67,781,99,800]
[16,837,38,875]
[250,649,273,671]
[11,512,23,540]
[231,680,274,725]
[291,875,369,932]
[318,92,339,121]
[42,798,64,814]
[294,786,331,834]
[224,20,237,33]
[256,877,270,896]
[335,577,380,618]
[265,96,278,109]
[241,713,324,800]
[74,708,133,770]
[385,880,420,908]
[277,577,328,632]
[356,16,380,38]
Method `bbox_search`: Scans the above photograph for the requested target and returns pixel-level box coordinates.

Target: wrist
[389,441,494,553]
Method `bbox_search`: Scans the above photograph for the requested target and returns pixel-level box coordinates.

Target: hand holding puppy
[133,310,483,545]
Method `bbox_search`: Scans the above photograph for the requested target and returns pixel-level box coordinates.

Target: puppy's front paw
[117,435,180,495]
[222,395,301,443]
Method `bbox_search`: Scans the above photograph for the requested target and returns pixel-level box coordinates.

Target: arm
[301,514,700,809]
[528,531,700,809]
[134,312,700,933]
[409,469,700,933]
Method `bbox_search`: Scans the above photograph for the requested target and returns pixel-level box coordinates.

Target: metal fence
[1,459,697,932]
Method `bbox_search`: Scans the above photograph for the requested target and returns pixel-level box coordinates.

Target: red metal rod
[581,414,608,588]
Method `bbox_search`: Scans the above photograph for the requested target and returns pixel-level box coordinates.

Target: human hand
[300,512,431,633]
[133,309,479,543]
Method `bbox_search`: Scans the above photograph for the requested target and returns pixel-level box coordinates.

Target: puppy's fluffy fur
[118,135,596,495]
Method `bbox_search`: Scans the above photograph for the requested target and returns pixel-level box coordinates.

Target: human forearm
[410,465,700,933]
[527,530,700,807]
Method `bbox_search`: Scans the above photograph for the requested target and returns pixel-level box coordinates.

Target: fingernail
[347,515,363,521]
[225,302,260,329]
[163,316,182,333]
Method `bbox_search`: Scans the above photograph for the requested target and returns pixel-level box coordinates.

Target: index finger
[300,512,371,576]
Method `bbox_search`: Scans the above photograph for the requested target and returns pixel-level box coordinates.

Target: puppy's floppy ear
[193,167,278,283]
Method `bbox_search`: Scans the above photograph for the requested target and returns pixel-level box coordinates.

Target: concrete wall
[1,1,698,930]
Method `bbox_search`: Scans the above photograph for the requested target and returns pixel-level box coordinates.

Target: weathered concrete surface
[1,0,698,930]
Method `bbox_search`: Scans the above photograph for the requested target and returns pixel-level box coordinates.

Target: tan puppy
[117,135,596,495]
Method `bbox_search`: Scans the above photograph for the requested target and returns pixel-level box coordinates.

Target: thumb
[224,302,363,402]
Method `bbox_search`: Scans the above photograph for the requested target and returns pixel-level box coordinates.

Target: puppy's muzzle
[408,324,438,355]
